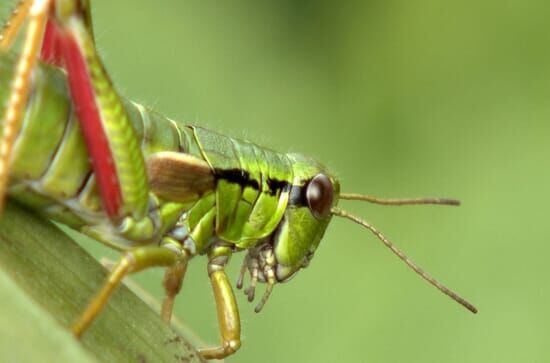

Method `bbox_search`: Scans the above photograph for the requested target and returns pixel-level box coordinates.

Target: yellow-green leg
[199,244,242,360]
[72,245,188,337]
[52,0,151,224]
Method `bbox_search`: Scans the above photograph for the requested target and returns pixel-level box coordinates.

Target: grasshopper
[0,0,477,359]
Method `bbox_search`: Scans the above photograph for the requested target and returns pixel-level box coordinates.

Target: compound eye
[306,174,334,219]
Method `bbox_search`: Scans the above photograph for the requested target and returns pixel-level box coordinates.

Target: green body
[0,52,337,279]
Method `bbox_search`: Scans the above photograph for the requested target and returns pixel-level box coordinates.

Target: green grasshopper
[0,0,477,359]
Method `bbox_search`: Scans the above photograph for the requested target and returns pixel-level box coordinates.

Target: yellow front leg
[199,245,242,360]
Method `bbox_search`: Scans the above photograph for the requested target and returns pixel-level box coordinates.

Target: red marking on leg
[61,34,122,219]
[41,19,64,67]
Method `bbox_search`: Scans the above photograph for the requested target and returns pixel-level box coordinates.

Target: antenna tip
[441,198,461,206]
[457,298,477,314]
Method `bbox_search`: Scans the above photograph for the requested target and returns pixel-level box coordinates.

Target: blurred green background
[4,0,550,362]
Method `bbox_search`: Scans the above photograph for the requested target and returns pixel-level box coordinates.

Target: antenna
[331,207,477,314]
[340,193,460,206]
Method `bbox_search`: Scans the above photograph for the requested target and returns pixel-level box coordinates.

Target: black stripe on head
[288,181,309,207]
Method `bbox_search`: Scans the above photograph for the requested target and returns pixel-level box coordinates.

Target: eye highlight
[306,174,334,219]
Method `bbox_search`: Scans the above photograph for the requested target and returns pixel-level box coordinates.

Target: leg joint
[224,339,241,355]
[199,339,241,360]
[206,242,233,276]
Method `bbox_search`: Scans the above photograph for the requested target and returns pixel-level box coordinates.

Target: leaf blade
[0,202,205,363]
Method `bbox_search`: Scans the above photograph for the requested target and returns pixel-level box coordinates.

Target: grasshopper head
[271,153,340,282]
[238,153,340,312]
[238,153,477,315]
